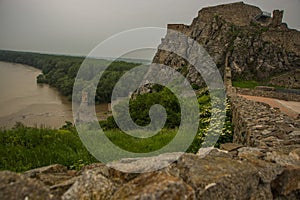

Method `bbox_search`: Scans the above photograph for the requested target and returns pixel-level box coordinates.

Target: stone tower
[271,10,283,27]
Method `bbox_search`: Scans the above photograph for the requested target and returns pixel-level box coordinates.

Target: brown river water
[0,61,109,129]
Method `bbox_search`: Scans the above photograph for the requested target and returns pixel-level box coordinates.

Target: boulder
[62,168,116,200]
[271,166,300,199]
[107,152,182,173]
[167,153,272,199]
[220,143,244,152]
[23,164,73,186]
[112,172,195,200]
[0,171,52,200]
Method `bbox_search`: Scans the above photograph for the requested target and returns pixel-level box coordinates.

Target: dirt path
[239,95,300,119]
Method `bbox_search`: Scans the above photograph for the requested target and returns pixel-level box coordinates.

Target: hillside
[153,2,300,88]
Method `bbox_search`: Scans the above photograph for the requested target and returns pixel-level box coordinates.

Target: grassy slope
[0,91,233,172]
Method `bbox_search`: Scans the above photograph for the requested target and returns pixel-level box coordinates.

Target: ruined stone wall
[236,87,300,101]
[225,54,300,153]
[230,94,300,149]
[271,10,284,28]
[167,24,191,35]
[194,2,261,26]
[220,57,300,199]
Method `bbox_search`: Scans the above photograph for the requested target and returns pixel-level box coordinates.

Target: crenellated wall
[166,24,192,36]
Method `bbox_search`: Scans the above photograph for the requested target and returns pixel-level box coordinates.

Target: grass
[232,80,260,88]
[0,91,233,172]
[232,80,287,89]
[105,129,177,153]
[0,124,97,172]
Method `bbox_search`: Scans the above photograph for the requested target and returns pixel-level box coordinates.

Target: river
[0,61,109,129]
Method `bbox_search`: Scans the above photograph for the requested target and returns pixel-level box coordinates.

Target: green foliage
[99,116,118,130]
[191,83,201,90]
[250,20,269,35]
[130,88,181,128]
[186,91,233,153]
[179,65,189,77]
[95,62,139,103]
[227,24,241,53]
[0,50,140,103]
[0,123,97,172]
[104,129,177,153]
[250,20,259,27]
[232,78,284,90]
[232,80,260,88]
[216,99,234,147]
[230,25,241,37]
[259,26,269,34]
[0,89,234,172]
[214,15,220,22]
[36,74,48,84]
[101,88,233,154]
[103,88,181,130]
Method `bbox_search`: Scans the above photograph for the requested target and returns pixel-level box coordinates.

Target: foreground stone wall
[1,145,299,199]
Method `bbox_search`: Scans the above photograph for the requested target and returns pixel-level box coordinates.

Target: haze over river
[0,61,109,129]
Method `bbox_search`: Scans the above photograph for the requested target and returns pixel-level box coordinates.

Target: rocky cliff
[153,1,300,88]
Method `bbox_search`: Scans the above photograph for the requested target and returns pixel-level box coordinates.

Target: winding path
[239,94,300,118]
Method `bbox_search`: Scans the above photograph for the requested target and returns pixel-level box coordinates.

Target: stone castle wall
[194,2,262,26]
[166,24,192,36]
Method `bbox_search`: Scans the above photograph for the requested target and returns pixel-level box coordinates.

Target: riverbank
[0,61,110,129]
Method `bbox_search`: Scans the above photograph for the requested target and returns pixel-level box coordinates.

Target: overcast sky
[0,0,299,58]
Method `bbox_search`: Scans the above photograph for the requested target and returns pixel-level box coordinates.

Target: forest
[0,50,139,103]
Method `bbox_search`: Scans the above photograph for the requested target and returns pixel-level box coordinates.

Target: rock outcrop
[152,1,300,88]
[0,171,52,200]
[269,70,300,89]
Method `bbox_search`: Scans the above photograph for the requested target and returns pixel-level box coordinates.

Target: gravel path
[239,95,300,118]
